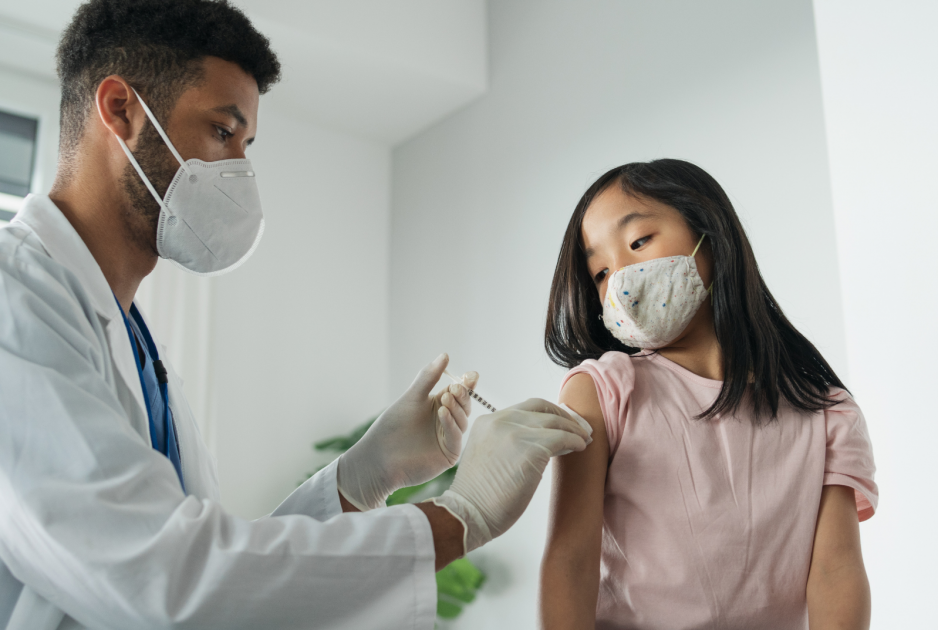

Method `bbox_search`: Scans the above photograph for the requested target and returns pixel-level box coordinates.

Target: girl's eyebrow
[617,211,653,230]
[584,211,653,259]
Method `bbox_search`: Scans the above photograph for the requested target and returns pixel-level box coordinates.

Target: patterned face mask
[601,234,711,349]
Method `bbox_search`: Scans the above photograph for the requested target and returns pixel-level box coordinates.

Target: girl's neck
[656,301,723,381]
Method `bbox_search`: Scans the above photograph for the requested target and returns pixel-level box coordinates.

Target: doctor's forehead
[178,57,260,130]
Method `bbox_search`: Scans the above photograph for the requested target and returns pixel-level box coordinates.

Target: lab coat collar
[14,195,152,439]
[13,194,123,323]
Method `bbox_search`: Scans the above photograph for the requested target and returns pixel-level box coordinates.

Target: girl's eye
[593,269,608,284]
[630,235,651,250]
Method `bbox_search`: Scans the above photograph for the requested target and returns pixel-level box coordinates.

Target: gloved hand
[428,400,592,554]
[337,353,479,511]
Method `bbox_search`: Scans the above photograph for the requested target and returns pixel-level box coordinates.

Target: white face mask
[115,88,265,276]
[601,234,711,349]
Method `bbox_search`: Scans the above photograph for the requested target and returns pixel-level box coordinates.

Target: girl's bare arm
[539,373,610,630]
[806,485,871,630]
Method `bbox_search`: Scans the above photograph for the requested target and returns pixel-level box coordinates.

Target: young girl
[539,160,876,630]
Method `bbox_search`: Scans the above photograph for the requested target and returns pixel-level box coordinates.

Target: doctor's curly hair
[55,0,280,163]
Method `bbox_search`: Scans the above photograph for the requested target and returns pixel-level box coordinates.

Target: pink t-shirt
[561,350,877,630]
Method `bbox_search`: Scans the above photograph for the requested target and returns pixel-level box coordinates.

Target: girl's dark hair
[545,159,846,421]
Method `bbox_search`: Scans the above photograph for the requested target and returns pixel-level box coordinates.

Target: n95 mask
[115,88,265,276]
[602,234,710,349]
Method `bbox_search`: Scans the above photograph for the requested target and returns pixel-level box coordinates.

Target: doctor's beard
[119,120,179,257]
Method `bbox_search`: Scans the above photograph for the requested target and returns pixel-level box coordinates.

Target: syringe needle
[443,369,497,413]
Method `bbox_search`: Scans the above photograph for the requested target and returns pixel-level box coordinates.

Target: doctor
[0,1,591,628]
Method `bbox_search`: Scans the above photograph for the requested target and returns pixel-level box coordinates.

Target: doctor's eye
[215,126,233,141]
[630,235,651,250]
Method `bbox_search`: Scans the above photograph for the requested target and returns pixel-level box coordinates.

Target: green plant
[435,558,485,619]
[309,418,486,622]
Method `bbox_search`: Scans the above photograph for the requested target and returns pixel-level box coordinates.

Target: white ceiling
[0,0,488,145]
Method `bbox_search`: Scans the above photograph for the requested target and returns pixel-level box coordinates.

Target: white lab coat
[0,195,438,630]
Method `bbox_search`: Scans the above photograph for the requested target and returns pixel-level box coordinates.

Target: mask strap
[115,135,171,214]
[691,233,706,258]
[129,87,192,177]
[690,234,714,294]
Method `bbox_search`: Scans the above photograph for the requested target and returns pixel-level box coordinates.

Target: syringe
[443,369,497,413]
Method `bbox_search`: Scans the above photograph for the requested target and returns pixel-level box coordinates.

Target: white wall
[211,99,392,518]
[813,2,937,627]
[391,0,843,626]
[241,0,488,144]
[0,0,489,146]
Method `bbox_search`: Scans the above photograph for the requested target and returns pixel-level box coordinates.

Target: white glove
[429,400,592,554]
[337,353,479,511]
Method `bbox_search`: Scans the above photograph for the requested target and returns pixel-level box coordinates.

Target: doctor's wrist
[415,502,466,571]
[336,451,391,511]
[338,490,361,513]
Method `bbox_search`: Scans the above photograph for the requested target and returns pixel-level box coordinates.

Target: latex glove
[337,353,479,511]
[429,400,592,553]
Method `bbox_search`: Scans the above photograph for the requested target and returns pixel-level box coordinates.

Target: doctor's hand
[337,353,478,511]
[428,399,592,554]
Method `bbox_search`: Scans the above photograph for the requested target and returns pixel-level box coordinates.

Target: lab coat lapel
[105,318,151,440]
[12,195,151,440]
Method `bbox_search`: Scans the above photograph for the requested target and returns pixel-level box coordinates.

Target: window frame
[0,108,40,224]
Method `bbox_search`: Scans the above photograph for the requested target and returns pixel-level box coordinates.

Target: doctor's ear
[95,76,145,143]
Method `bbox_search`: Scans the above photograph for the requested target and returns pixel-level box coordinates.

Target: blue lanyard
[115,296,185,492]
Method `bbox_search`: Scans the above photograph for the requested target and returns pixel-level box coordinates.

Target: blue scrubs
[116,298,185,491]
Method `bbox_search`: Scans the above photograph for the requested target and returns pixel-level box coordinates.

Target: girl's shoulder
[821,388,878,521]
[560,352,637,457]
[825,387,858,412]
[560,351,637,402]
[560,349,687,396]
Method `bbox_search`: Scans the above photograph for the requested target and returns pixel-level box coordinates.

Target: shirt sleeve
[0,245,437,630]
[823,391,878,522]
[560,351,636,457]
[270,458,343,521]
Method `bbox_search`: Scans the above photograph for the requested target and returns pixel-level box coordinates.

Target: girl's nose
[598,277,611,302]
